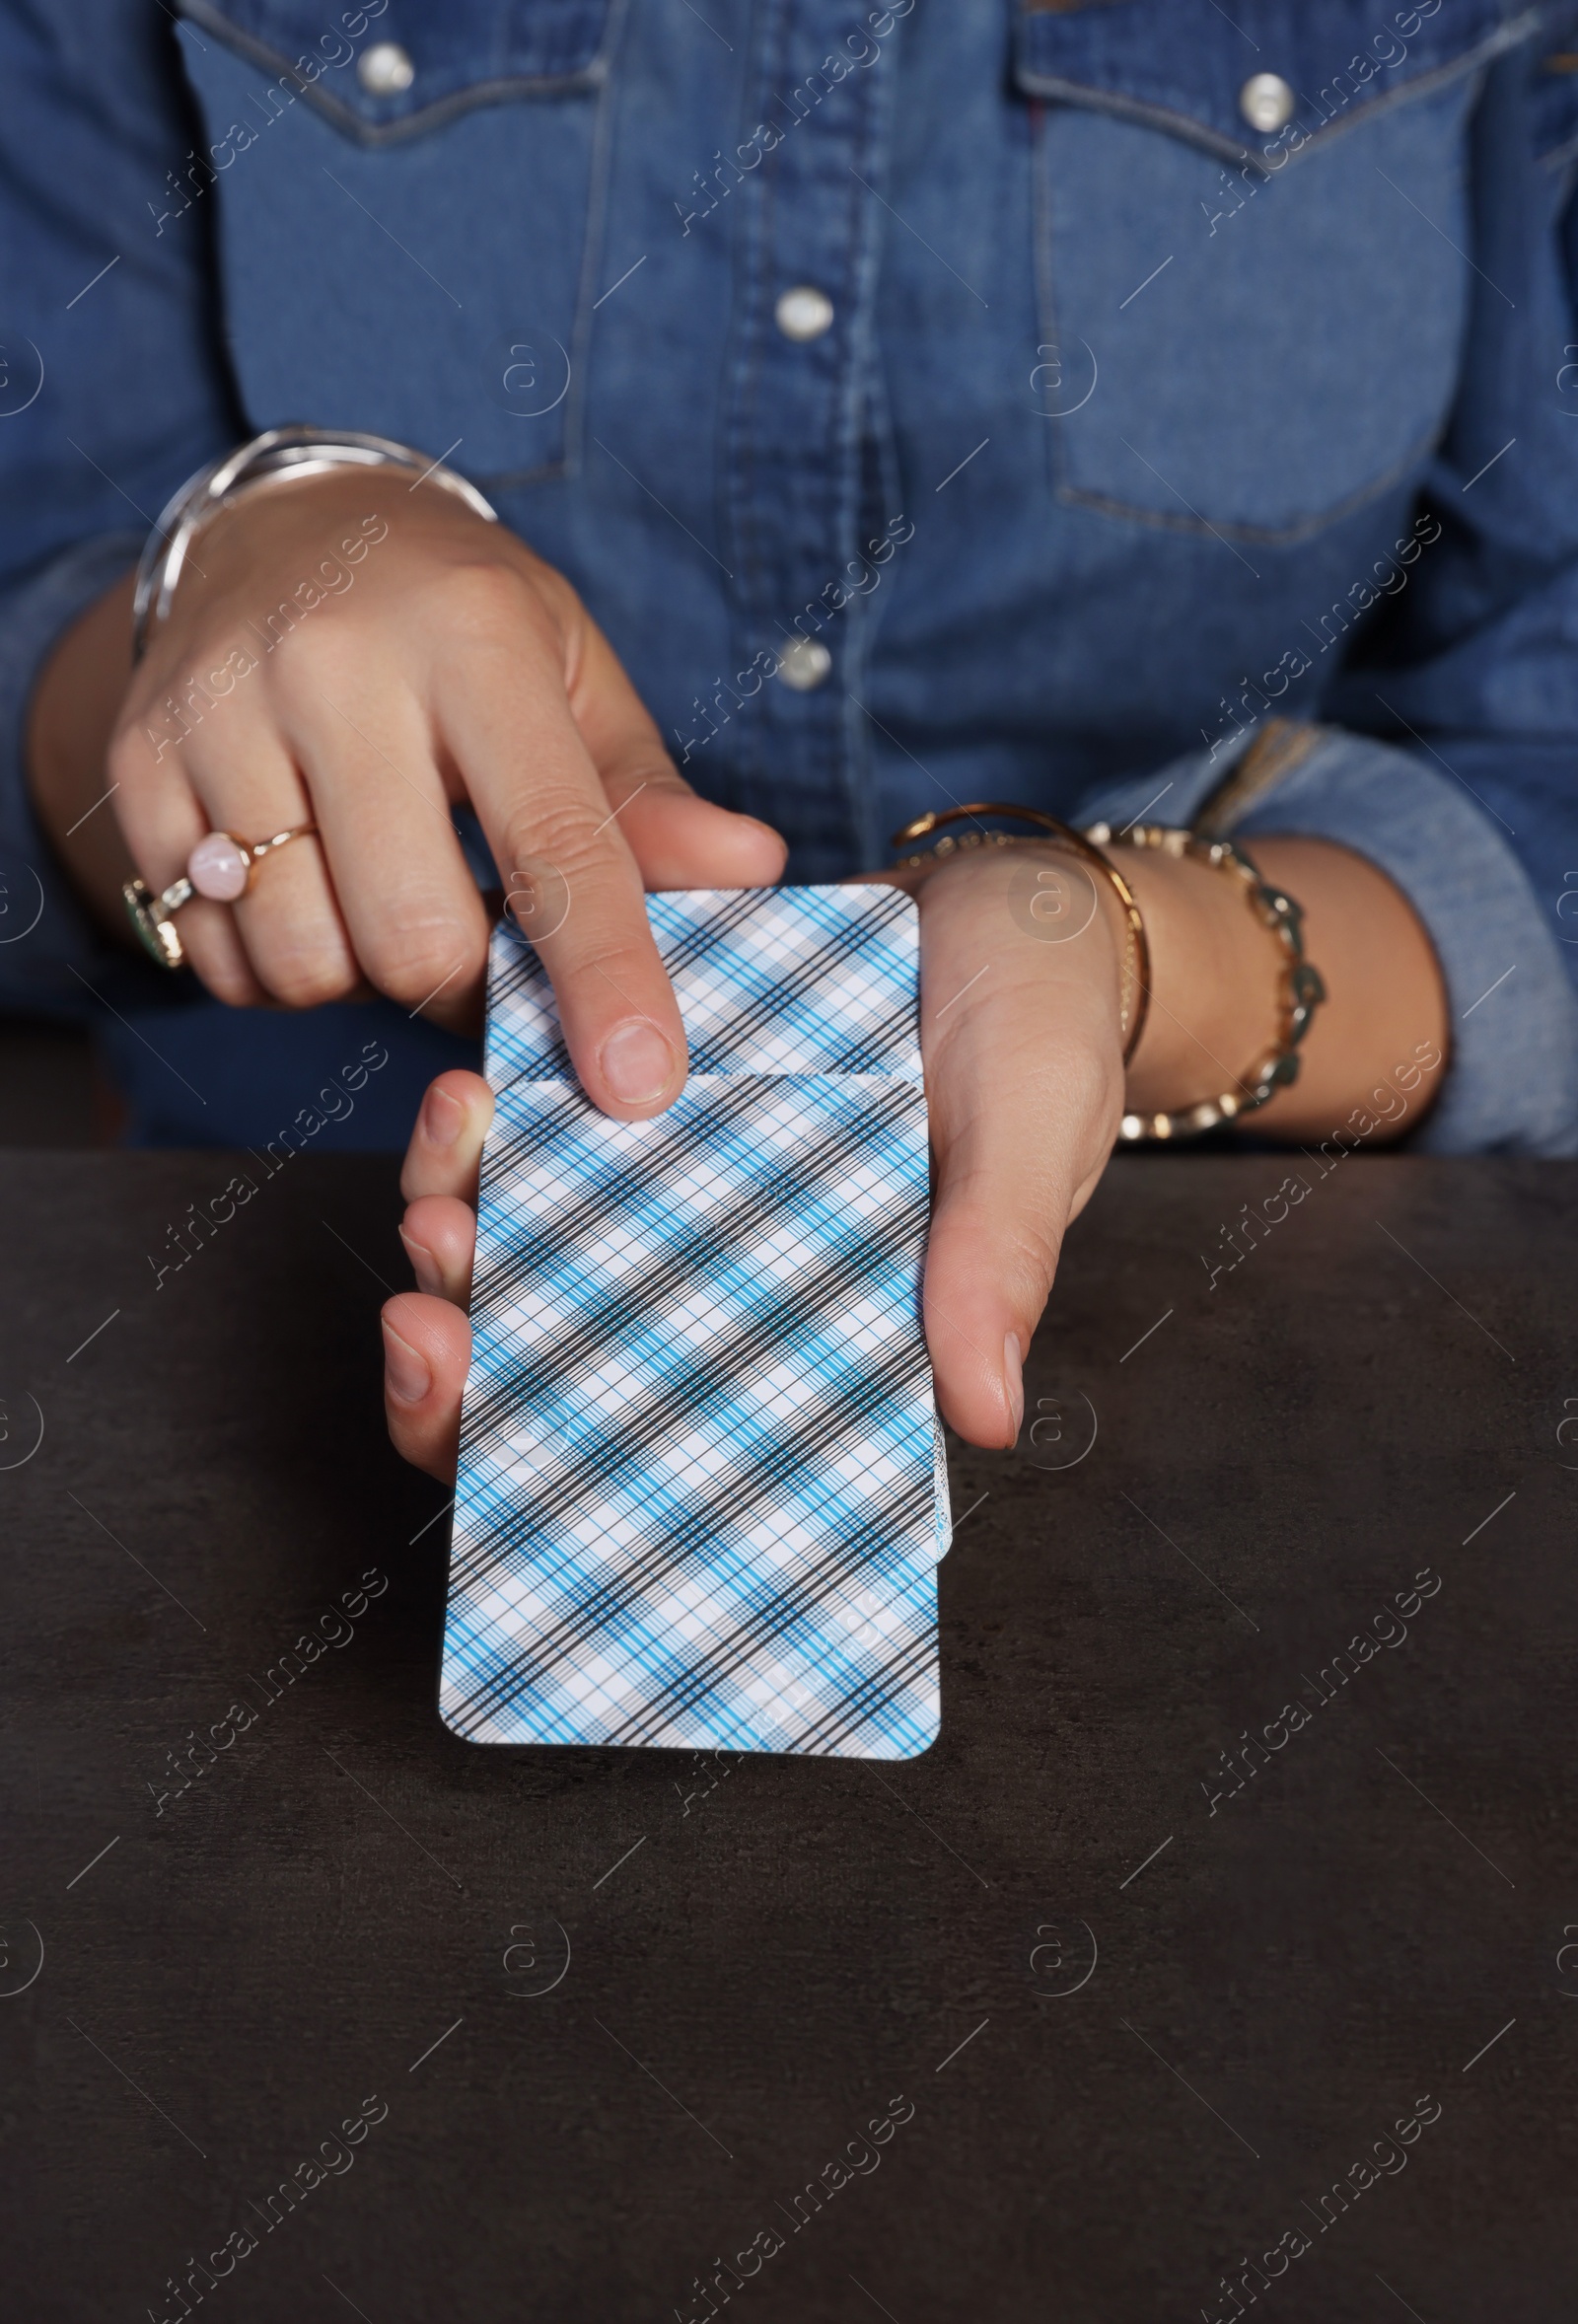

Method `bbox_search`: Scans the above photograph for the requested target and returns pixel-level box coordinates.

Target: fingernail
[398,1228,444,1297]
[600,1018,678,1106]
[383,1320,431,1405]
[422,1083,466,1149]
[1003,1333,1025,1442]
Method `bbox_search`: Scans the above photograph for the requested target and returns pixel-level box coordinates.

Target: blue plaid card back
[440,885,950,1759]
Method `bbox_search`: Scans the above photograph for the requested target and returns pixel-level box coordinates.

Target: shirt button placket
[723,3,897,874]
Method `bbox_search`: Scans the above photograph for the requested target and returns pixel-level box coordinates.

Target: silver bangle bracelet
[130,423,499,662]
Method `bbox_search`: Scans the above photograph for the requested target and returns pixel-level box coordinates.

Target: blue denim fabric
[2,0,1576,1149]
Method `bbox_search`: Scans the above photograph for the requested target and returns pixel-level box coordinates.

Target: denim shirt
[3,0,1577,1151]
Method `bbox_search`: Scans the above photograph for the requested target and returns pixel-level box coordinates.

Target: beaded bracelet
[1086,822,1327,1141]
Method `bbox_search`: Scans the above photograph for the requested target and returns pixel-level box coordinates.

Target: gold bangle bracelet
[1086,822,1327,1142]
[890,804,1152,1066]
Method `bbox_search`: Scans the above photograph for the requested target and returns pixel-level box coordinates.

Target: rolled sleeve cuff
[1074,725,1578,1157]
[0,530,143,1017]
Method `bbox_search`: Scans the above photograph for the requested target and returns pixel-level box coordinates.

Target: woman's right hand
[28,468,784,1118]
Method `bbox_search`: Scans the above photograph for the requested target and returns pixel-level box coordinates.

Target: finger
[617,785,788,891]
[282,662,493,1029]
[107,715,269,1007]
[432,588,688,1119]
[399,1195,477,1306]
[399,1069,493,1201]
[912,859,1125,1450]
[181,716,363,1010]
[382,1291,469,1483]
[566,618,787,890]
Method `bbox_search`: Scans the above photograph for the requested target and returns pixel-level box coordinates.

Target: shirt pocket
[172,0,621,486]
[1014,0,1533,544]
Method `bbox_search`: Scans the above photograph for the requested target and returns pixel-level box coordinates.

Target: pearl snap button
[358,41,415,96]
[775,637,831,691]
[774,285,834,342]
[1240,72,1295,132]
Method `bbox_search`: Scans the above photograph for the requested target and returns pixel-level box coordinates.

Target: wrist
[1116,845,1284,1117]
[133,424,496,663]
[162,468,396,615]
[1110,831,1447,1146]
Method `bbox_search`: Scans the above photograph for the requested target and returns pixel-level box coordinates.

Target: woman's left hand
[381,828,1450,1479]
[382,844,1131,1478]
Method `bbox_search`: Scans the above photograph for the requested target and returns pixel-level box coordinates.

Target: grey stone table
[1,1152,1573,2324]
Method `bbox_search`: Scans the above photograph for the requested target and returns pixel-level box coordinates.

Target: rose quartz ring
[187,829,252,901]
[122,820,318,970]
[187,821,317,901]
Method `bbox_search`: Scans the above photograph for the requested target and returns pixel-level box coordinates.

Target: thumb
[924,1103,1065,1452]
[615,780,788,892]
[911,861,1126,1448]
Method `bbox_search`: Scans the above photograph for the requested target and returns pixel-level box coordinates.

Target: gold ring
[122,820,319,970]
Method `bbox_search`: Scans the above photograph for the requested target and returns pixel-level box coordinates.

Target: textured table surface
[1,1151,1573,2324]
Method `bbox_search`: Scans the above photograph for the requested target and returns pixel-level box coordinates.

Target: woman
[8,0,1577,1474]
